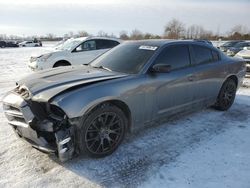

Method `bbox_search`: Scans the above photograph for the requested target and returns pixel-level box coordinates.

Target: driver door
[147,44,197,119]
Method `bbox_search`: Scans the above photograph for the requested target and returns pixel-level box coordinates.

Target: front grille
[3,103,28,128]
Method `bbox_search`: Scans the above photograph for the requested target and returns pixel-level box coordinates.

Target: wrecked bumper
[3,92,74,162]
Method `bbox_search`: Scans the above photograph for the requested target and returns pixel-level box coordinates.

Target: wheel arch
[84,99,132,132]
[53,60,71,67]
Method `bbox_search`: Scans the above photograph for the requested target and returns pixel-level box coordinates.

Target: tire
[79,104,127,158]
[214,78,237,111]
[53,61,71,67]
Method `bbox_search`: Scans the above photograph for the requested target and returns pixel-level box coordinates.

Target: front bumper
[3,92,74,161]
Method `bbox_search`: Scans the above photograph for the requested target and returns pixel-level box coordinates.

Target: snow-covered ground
[0,44,250,188]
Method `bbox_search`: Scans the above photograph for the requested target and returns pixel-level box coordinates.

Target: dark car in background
[2,40,246,161]
[227,42,250,56]
[219,40,245,52]
[0,40,19,48]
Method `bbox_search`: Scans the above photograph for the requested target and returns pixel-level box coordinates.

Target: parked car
[227,42,250,56]
[19,41,42,47]
[235,47,250,72]
[3,40,246,161]
[219,40,245,52]
[28,37,122,71]
[0,40,19,48]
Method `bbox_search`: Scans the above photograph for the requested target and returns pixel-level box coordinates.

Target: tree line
[1,18,249,41]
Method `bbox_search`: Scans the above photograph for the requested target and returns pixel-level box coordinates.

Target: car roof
[123,39,213,48]
[71,36,122,43]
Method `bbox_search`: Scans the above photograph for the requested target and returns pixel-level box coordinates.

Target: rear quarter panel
[224,57,246,89]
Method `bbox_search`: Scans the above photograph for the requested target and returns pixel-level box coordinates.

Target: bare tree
[78,30,89,37]
[130,29,144,40]
[119,31,129,40]
[230,25,248,35]
[46,33,55,40]
[97,30,109,37]
[164,19,185,39]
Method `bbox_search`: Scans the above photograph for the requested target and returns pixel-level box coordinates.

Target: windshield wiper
[93,65,112,72]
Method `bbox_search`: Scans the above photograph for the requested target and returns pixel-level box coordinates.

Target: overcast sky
[0,0,249,37]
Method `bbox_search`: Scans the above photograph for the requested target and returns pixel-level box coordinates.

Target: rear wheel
[79,104,127,157]
[214,78,237,111]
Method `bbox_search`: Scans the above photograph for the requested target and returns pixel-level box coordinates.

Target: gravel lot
[0,44,250,188]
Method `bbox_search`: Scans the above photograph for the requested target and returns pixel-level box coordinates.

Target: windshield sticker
[139,45,158,51]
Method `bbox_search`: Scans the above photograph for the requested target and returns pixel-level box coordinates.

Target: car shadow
[50,94,250,188]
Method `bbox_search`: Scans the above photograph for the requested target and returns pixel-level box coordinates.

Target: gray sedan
[3,40,246,161]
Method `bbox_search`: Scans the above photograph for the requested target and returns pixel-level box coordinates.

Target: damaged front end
[2,90,75,162]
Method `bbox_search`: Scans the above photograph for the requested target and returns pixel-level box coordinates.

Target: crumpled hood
[17,65,127,100]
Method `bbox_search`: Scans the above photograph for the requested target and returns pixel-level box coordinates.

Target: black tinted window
[96,40,120,49]
[154,45,190,70]
[192,45,213,64]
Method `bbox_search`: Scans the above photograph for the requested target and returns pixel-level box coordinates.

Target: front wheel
[214,78,237,111]
[79,104,127,158]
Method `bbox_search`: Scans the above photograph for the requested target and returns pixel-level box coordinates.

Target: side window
[75,40,96,52]
[192,45,213,64]
[154,45,190,70]
[96,40,120,50]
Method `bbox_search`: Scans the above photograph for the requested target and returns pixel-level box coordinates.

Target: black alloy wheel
[214,78,237,111]
[80,105,127,157]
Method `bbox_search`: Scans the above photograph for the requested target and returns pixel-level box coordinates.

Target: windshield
[57,39,82,50]
[90,43,158,74]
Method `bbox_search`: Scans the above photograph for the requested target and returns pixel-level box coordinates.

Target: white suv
[28,37,122,71]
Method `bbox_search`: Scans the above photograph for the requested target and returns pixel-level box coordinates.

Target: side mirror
[150,64,171,73]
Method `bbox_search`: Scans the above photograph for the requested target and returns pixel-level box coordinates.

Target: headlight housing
[39,53,52,62]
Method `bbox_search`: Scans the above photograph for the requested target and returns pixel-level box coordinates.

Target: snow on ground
[0,44,250,188]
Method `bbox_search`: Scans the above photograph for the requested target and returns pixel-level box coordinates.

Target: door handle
[188,75,196,81]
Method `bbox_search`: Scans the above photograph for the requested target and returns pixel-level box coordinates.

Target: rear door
[190,44,226,105]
